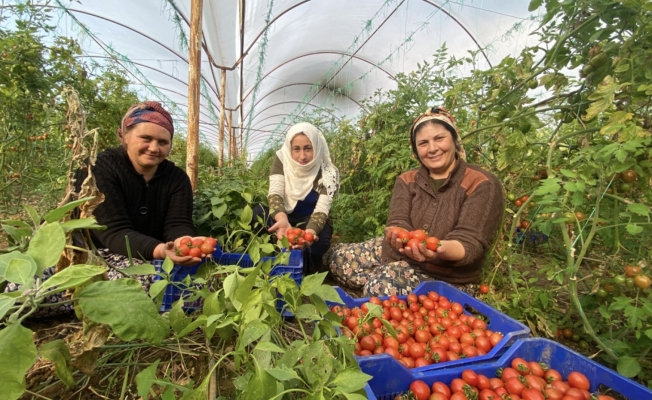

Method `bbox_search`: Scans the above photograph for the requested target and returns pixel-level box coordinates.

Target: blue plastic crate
[364,338,652,400]
[330,280,530,374]
[154,247,303,316]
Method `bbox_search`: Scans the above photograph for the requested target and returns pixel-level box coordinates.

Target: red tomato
[567,371,590,391]
[411,229,428,241]
[544,387,564,400]
[191,237,204,247]
[475,336,492,353]
[479,284,490,294]
[286,232,297,244]
[178,236,192,246]
[544,369,563,383]
[511,357,530,375]
[360,336,377,351]
[425,236,440,251]
[203,237,217,247]
[450,378,468,394]
[407,238,422,249]
[479,389,499,400]
[188,247,202,258]
[200,242,215,255]
[521,388,546,400]
[303,231,314,242]
[461,369,479,387]
[414,357,430,368]
[528,361,545,378]
[451,393,469,400]
[409,380,431,400]
[415,329,430,343]
[409,342,426,359]
[177,244,190,256]
[504,377,526,395]
[476,374,491,390]
[431,382,451,398]
[397,230,412,243]
[384,346,401,360]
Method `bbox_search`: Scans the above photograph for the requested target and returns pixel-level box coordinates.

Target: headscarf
[409,106,466,162]
[117,101,174,140]
[276,122,340,213]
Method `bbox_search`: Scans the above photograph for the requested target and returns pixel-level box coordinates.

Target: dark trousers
[252,204,333,275]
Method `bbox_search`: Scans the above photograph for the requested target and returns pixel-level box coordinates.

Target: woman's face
[414,122,457,179]
[291,133,314,165]
[122,122,172,174]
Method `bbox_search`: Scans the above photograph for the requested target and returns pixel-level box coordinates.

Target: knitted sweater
[75,147,195,260]
[382,160,504,283]
[267,155,330,234]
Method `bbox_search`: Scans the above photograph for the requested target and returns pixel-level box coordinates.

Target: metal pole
[218,68,226,172]
[185,0,203,190]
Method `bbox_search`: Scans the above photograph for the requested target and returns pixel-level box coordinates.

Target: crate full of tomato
[363,337,652,400]
[328,281,530,375]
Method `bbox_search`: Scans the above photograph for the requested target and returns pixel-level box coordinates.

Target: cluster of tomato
[389,228,441,251]
[606,169,637,194]
[330,291,504,369]
[397,359,608,400]
[283,227,315,246]
[597,264,650,297]
[176,236,217,258]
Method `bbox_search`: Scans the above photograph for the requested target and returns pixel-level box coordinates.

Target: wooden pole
[227,110,234,166]
[218,68,227,172]
[186,0,203,190]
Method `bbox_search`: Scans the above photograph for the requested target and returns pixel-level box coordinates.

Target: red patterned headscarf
[118,101,174,139]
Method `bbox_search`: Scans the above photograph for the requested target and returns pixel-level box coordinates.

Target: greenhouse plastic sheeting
[19,0,540,159]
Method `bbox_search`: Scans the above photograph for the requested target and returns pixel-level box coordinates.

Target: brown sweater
[382,160,504,283]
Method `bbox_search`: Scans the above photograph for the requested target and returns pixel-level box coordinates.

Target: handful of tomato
[283,227,315,246]
[396,360,610,400]
[389,228,441,251]
[330,290,504,369]
[176,236,217,258]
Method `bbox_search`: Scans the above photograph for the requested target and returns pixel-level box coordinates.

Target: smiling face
[290,133,314,165]
[122,122,172,175]
[414,122,457,179]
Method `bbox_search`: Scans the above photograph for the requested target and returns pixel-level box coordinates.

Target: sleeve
[162,170,195,242]
[307,173,334,234]
[444,178,504,266]
[268,155,285,218]
[91,159,162,259]
[385,176,415,231]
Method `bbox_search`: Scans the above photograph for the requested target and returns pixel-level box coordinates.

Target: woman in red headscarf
[4,101,200,316]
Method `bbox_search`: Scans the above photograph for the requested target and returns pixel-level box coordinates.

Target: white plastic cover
[34,0,540,159]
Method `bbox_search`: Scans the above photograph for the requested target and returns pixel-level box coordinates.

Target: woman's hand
[402,241,444,262]
[154,242,202,267]
[291,229,318,250]
[384,226,406,252]
[268,213,292,240]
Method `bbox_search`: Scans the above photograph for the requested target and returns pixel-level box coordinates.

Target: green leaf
[559,169,577,178]
[617,356,641,378]
[178,315,207,338]
[135,359,161,397]
[627,203,650,216]
[239,204,253,225]
[295,304,319,320]
[169,300,192,335]
[234,266,259,308]
[528,0,543,11]
[149,279,168,299]
[598,305,613,319]
[265,367,299,381]
[25,223,66,275]
[162,257,174,274]
[301,272,327,296]
[626,224,644,235]
[41,265,107,294]
[247,240,261,265]
[241,320,268,347]
[43,196,95,223]
[332,369,372,392]
[212,203,228,219]
[120,263,157,276]
[60,218,104,232]
[584,76,624,121]
[254,341,286,353]
[24,205,40,228]
[0,252,36,281]
[242,357,277,400]
[535,178,561,195]
[313,284,344,304]
[0,323,37,400]
[0,296,16,320]
[78,279,169,344]
[609,296,632,311]
[5,257,37,286]
[39,339,74,388]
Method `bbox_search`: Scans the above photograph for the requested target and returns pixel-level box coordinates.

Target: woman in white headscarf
[252,122,339,274]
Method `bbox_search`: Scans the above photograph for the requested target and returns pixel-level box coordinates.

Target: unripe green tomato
[572,333,581,342]
[596,288,609,298]
[613,275,626,285]
[579,340,589,349]
[625,277,635,288]
[507,193,516,201]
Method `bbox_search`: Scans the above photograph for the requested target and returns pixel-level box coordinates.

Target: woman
[328,107,504,296]
[252,122,339,274]
[5,101,201,315]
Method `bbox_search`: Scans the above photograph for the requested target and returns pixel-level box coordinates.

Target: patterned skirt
[326,237,478,297]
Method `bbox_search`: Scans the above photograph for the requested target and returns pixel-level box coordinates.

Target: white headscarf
[276,122,340,213]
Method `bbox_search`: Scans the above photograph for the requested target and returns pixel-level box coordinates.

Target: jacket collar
[416,158,467,194]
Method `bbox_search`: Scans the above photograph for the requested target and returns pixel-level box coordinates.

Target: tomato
[409,342,426,358]
[514,199,523,207]
[634,275,651,289]
[521,388,546,400]
[188,247,202,258]
[564,388,585,400]
[409,380,431,400]
[489,332,503,347]
[462,369,479,387]
[521,220,531,229]
[390,307,403,321]
[203,237,217,247]
[567,371,590,390]
[451,302,463,315]
[450,378,468,394]
[200,242,215,255]
[360,335,377,351]
[479,389,499,400]
[177,244,190,256]
[429,393,449,400]
[527,361,544,378]
[178,236,193,246]
[621,169,637,183]
[407,293,418,304]
[550,380,570,394]
[471,318,487,330]
[524,375,545,391]
[479,284,490,294]
[500,367,520,382]
[489,377,504,390]
[613,275,626,285]
[602,283,616,293]
[415,329,430,343]
[520,195,530,203]
[412,229,428,241]
[191,237,204,247]
[303,231,314,242]
[504,377,525,395]
[507,193,516,201]
[285,232,297,244]
[450,393,469,400]
[398,230,412,243]
[475,336,492,353]
[574,211,585,221]
[544,387,564,400]
[562,328,573,339]
[407,238,422,249]
[476,374,491,390]
[425,236,440,251]
[544,368,562,383]
[385,346,401,360]
[431,382,451,398]
[461,345,478,358]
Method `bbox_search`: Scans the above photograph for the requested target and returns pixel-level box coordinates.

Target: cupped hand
[292,229,318,250]
[268,219,292,240]
[402,241,445,263]
[384,226,406,252]
[157,242,202,267]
